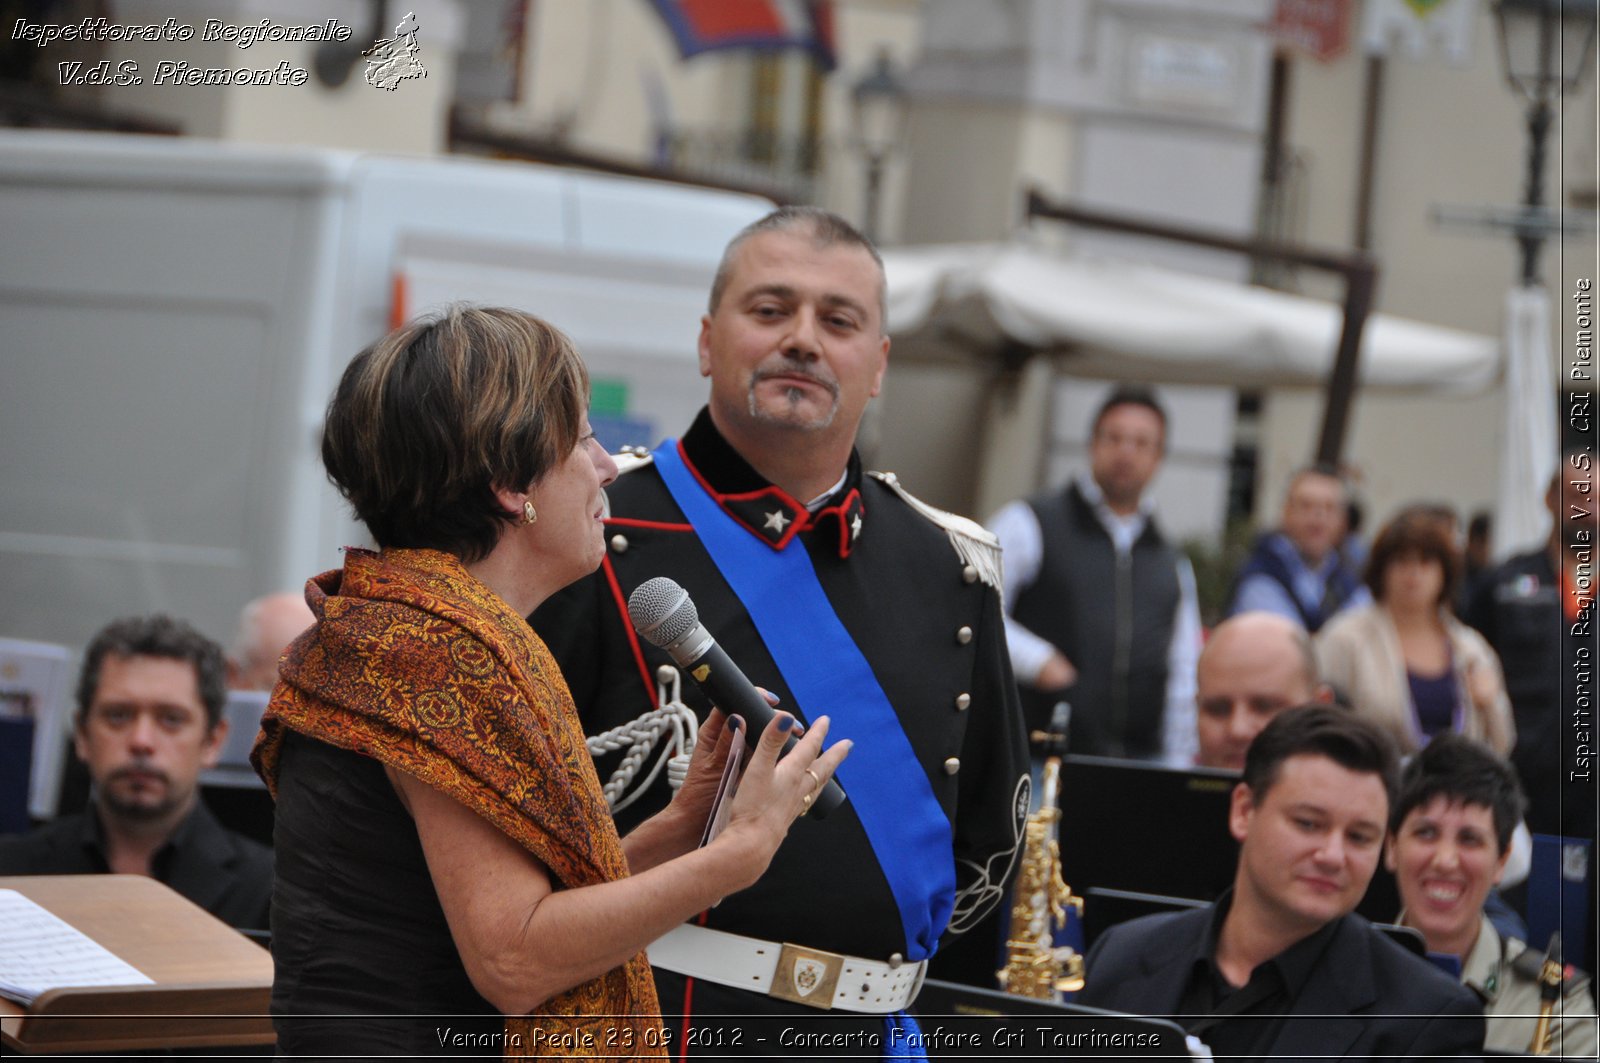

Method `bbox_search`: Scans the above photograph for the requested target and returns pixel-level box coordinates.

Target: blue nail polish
[727,715,742,733]
[776,715,794,732]
[763,690,781,705]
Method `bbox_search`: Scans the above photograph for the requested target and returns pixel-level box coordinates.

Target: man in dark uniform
[532,207,1029,1056]
[0,615,273,930]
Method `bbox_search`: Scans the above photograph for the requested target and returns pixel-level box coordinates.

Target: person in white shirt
[987,385,1201,763]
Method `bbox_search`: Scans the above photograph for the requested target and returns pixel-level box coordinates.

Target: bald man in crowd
[227,592,314,691]
[1194,611,1331,771]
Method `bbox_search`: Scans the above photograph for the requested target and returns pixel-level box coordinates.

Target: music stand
[912,977,1188,1060]
[1057,755,1238,903]
[1,875,273,1054]
[1082,887,1206,951]
[1056,755,1402,923]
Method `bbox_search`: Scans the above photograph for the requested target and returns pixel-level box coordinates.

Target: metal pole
[1353,54,1386,252]
[1252,51,1292,283]
[1519,98,1552,285]
[863,152,884,244]
[1316,257,1378,464]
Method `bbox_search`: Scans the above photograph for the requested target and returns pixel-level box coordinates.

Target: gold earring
[522,501,538,525]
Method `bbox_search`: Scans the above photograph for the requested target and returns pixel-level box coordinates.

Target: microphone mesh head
[627,577,697,647]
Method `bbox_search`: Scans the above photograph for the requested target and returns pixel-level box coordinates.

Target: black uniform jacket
[1079,904,1486,1060]
[532,411,1029,968]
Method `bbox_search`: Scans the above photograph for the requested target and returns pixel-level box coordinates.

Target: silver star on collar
[764,509,791,534]
[851,513,863,540]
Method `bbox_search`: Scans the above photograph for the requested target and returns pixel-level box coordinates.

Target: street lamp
[850,49,908,243]
[1492,0,1598,284]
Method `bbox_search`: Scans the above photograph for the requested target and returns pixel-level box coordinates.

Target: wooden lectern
[0,874,273,1054]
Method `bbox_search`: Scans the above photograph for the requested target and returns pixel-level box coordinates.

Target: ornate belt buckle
[769,942,844,1009]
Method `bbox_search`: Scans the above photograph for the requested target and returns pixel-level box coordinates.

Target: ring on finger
[802,792,813,809]
[804,768,821,789]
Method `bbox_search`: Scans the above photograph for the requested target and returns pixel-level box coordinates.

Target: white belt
[647,923,926,1013]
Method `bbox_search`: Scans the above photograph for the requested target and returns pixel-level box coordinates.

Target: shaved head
[228,592,314,691]
[1195,612,1324,771]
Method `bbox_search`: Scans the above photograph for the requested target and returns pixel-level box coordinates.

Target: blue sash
[652,440,956,959]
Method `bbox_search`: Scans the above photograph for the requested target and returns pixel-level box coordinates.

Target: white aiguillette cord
[585,667,699,812]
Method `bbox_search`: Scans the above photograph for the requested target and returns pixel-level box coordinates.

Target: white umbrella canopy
[883,242,1500,393]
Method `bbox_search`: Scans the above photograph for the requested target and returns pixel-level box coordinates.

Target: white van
[0,130,771,655]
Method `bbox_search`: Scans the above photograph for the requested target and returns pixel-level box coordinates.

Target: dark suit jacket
[1078,905,1484,1060]
[0,800,273,930]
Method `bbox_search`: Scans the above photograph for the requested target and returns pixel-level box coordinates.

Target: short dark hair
[321,305,588,563]
[1364,508,1460,606]
[708,206,885,324]
[1090,385,1167,442]
[76,615,227,729]
[1391,733,1525,854]
[1242,704,1399,810]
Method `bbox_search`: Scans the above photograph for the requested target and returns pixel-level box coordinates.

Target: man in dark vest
[1227,464,1370,633]
[987,385,1201,761]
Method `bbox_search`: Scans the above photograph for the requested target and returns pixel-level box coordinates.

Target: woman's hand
[707,711,850,892]
[656,691,800,845]
[666,708,738,829]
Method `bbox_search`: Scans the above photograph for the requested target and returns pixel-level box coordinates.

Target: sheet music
[0,888,153,1005]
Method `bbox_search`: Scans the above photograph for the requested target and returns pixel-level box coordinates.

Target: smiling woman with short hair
[1388,734,1597,1056]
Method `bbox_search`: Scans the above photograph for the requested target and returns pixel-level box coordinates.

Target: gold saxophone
[996,755,1085,999]
[1527,934,1565,1055]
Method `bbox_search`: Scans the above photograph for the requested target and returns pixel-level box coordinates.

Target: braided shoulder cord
[585,668,699,812]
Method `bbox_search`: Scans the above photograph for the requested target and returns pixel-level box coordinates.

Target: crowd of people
[1,206,1594,1060]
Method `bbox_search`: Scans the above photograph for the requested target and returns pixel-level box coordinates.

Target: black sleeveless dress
[269,730,502,1057]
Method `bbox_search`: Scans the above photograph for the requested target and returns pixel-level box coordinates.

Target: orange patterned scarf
[253,548,663,1058]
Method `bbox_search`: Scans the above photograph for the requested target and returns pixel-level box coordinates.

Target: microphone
[627,576,846,818]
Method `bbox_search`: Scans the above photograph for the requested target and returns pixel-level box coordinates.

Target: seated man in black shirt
[0,615,272,930]
[1079,706,1484,1059]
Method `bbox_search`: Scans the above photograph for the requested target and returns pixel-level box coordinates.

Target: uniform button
[943,757,961,775]
[955,693,971,711]
[656,664,677,686]
[888,953,904,969]
[610,534,629,553]
[962,565,978,584]
[956,625,973,645]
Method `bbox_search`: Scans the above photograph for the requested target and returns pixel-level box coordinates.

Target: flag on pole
[1362,0,1477,63]
[647,0,837,70]
[1271,0,1354,63]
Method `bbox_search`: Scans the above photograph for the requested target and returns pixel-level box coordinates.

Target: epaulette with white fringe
[613,445,655,476]
[600,447,654,520]
[867,470,1004,591]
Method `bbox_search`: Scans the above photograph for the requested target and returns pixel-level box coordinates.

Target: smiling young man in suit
[1078,705,1484,1060]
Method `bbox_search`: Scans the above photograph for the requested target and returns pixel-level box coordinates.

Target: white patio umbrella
[883,242,1499,393]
